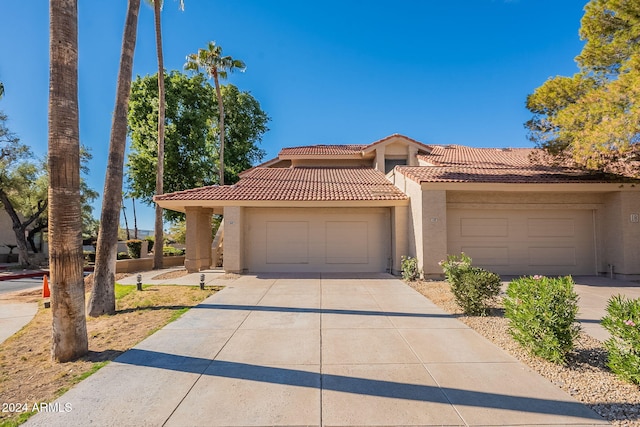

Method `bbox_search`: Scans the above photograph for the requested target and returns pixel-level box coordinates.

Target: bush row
[435,252,639,384]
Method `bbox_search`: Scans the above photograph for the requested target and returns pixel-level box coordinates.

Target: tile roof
[364,133,432,152]
[405,145,622,183]
[397,165,613,184]
[155,167,408,202]
[418,145,535,168]
[279,145,368,157]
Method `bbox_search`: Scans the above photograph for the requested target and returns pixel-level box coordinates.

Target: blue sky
[0,0,587,231]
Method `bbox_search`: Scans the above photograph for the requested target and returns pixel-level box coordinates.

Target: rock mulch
[407,280,640,427]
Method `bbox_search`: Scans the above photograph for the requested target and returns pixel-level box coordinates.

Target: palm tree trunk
[122,196,130,240]
[214,72,225,185]
[48,0,88,362]
[88,0,140,317]
[153,0,165,270]
[132,197,138,239]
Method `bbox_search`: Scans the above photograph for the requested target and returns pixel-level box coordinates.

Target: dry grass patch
[0,277,221,426]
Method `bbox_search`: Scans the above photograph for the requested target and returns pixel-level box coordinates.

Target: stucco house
[155,134,640,280]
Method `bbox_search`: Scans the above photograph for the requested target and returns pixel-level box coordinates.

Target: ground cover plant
[504,275,580,364]
[0,273,221,426]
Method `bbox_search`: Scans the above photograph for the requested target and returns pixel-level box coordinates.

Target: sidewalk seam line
[161,279,262,426]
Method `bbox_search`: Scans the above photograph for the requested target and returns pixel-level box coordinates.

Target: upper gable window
[385,158,407,174]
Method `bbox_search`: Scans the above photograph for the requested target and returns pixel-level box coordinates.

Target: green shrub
[505,275,580,364]
[440,253,499,316]
[162,246,185,256]
[440,252,472,285]
[126,239,143,259]
[601,295,640,384]
[401,256,420,281]
[117,251,130,260]
[450,267,501,316]
[145,236,154,254]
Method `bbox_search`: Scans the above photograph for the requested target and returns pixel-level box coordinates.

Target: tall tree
[151,0,166,270]
[145,0,184,268]
[525,0,640,174]
[87,0,141,317]
[0,117,97,266]
[48,0,87,362]
[127,73,269,221]
[0,81,4,99]
[185,41,245,185]
[0,120,46,266]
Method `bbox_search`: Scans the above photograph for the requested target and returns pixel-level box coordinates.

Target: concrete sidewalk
[25,273,609,426]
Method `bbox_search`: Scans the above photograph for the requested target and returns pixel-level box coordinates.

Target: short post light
[200,273,205,290]
[136,273,142,291]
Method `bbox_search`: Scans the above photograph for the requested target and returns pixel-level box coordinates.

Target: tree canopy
[0,111,97,265]
[126,71,269,221]
[525,0,640,174]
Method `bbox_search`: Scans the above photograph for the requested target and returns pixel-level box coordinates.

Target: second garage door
[447,209,596,275]
[245,207,391,273]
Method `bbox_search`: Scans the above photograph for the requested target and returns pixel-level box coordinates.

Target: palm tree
[151,0,166,270]
[185,41,245,185]
[87,0,141,317]
[48,0,88,362]
[146,0,183,270]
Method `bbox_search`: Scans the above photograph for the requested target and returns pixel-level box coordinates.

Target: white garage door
[447,209,596,275]
[245,208,391,273]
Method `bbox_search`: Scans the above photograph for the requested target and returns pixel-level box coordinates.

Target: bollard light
[136,273,142,291]
[200,273,205,290]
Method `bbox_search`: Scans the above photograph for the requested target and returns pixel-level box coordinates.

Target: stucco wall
[223,206,243,273]
[0,210,17,254]
[602,191,640,278]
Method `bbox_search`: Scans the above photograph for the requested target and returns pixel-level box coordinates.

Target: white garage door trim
[245,207,391,273]
[447,209,597,275]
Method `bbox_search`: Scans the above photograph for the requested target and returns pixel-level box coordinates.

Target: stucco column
[184,207,199,273]
[223,206,243,273]
[422,189,448,278]
[408,146,418,166]
[184,206,212,273]
[391,205,409,275]
[375,146,386,173]
[197,208,213,270]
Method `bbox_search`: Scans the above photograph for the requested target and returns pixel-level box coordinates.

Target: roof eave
[156,198,410,213]
[418,182,640,192]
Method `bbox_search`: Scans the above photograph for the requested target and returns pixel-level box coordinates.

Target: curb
[0,271,49,281]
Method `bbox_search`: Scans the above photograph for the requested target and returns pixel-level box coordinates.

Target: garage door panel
[246,208,389,272]
[326,221,368,264]
[527,218,575,238]
[529,247,576,266]
[266,221,309,264]
[461,246,510,266]
[448,209,595,275]
[460,218,508,237]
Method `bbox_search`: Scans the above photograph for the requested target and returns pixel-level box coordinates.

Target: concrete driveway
[573,276,640,341]
[26,273,608,426]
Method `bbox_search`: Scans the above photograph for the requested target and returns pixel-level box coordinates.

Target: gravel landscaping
[407,280,640,427]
